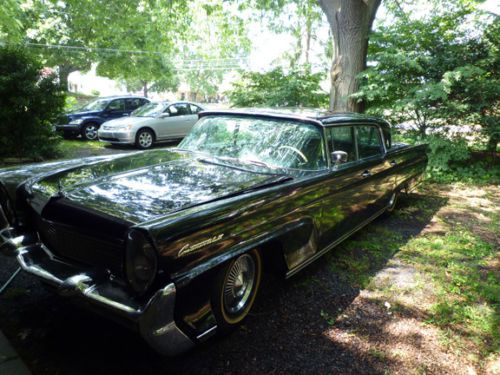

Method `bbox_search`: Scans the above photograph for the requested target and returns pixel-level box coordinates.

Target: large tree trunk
[318,0,381,112]
[58,64,76,91]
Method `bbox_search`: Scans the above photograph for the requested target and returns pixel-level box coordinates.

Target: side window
[190,104,202,114]
[168,103,190,116]
[356,126,383,159]
[125,98,144,110]
[107,99,125,111]
[328,126,356,163]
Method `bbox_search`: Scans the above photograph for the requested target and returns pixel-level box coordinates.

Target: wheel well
[136,127,156,141]
[257,240,287,276]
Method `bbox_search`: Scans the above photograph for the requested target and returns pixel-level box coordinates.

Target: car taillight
[125,230,158,294]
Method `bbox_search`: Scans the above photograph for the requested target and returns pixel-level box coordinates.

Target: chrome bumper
[0,231,194,356]
[97,130,134,144]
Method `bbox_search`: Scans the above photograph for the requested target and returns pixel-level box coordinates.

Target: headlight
[113,124,133,131]
[69,118,84,125]
[125,230,158,294]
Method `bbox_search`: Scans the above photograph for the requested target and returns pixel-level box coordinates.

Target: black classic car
[0,109,427,355]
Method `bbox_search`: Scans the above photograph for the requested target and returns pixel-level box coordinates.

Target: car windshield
[132,102,167,117]
[80,99,110,111]
[178,116,327,170]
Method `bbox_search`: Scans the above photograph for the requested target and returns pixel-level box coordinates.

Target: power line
[19,42,249,63]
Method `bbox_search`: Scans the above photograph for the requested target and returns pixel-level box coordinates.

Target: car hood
[68,110,101,118]
[26,150,291,224]
[101,116,152,128]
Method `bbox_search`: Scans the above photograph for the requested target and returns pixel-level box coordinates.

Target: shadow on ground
[0,191,448,374]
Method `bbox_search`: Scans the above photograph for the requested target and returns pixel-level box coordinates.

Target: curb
[0,331,31,375]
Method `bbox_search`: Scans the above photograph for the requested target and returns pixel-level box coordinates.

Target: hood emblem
[178,234,224,257]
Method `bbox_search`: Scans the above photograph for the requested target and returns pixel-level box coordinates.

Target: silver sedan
[97,101,205,149]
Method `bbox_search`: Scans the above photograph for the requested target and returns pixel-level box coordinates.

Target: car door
[157,103,194,139]
[125,98,148,114]
[103,99,128,120]
[317,124,388,249]
[354,124,393,215]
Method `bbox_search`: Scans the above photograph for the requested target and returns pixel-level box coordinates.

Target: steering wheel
[276,145,308,165]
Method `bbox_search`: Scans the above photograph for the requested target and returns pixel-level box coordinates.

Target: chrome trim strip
[196,325,218,341]
[286,205,388,278]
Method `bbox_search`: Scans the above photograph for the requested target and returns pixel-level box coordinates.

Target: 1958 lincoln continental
[0,109,427,355]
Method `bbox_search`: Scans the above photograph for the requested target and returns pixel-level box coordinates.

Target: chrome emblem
[178,234,224,257]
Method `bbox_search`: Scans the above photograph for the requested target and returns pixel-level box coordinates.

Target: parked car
[0,109,427,356]
[56,96,150,140]
[98,101,204,149]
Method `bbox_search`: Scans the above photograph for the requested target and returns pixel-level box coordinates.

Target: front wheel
[81,123,99,140]
[135,129,154,149]
[211,249,262,330]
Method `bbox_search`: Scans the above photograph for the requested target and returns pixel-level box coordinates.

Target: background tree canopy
[353,0,499,151]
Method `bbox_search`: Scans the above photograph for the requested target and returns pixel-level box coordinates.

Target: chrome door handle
[361,170,371,178]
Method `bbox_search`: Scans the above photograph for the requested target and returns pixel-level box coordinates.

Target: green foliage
[426,136,470,174]
[228,67,328,107]
[354,1,499,149]
[0,46,65,160]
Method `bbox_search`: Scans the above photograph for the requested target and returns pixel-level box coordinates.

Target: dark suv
[56,96,150,140]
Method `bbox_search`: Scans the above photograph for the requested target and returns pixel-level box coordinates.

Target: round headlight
[125,230,158,294]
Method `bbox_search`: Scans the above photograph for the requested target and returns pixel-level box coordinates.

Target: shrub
[0,46,65,160]
[228,67,328,108]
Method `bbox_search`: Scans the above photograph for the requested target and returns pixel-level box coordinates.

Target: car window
[168,103,190,116]
[356,125,383,159]
[179,116,327,170]
[190,104,202,114]
[328,126,356,163]
[107,99,125,111]
[125,98,144,110]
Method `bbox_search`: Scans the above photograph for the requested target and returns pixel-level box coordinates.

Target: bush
[0,46,65,160]
[228,67,328,108]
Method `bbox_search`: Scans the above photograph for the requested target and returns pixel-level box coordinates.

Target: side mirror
[159,113,170,118]
[331,151,348,168]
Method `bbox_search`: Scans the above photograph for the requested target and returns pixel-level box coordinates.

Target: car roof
[95,95,149,100]
[199,108,389,128]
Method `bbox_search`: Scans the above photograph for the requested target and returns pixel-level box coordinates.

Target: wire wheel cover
[223,254,256,315]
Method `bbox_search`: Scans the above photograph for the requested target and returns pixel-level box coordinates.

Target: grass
[57,139,110,159]
[313,182,499,370]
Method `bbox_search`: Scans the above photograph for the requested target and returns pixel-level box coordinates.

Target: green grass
[317,187,498,362]
[57,139,108,159]
[400,230,499,356]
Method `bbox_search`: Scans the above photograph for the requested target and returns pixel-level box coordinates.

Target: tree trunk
[142,81,148,98]
[58,64,75,91]
[317,0,381,112]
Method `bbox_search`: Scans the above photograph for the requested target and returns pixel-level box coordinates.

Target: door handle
[390,160,397,167]
[361,170,371,178]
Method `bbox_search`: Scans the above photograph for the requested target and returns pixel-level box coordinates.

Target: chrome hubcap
[85,125,97,140]
[223,254,256,315]
[138,132,153,148]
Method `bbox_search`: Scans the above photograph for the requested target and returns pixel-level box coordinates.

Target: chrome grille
[34,214,124,276]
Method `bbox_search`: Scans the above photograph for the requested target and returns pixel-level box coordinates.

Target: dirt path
[0,183,498,374]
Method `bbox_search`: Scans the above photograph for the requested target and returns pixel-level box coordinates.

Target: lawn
[315,182,499,374]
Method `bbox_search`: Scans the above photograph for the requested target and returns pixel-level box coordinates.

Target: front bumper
[55,124,81,134]
[98,130,135,144]
[0,228,194,356]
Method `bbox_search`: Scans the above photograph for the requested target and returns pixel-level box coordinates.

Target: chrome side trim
[286,206,388,278]
[196,325,218,341]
